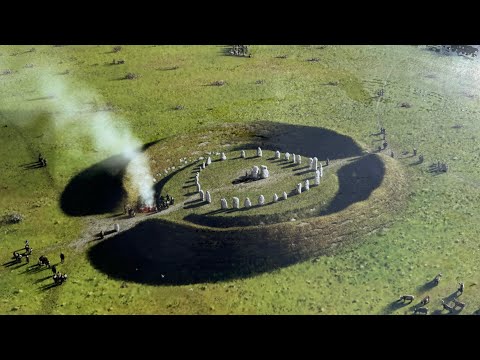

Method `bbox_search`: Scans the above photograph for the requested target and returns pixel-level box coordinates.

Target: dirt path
[70,198,192,251]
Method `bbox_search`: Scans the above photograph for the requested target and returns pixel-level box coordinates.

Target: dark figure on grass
[60,253,65,264]
[457,282,464,295]
[52,265,57,274]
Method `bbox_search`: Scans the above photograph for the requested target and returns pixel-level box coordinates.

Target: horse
[399,295,415,303]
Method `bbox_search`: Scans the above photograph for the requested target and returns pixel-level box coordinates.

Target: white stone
[241,150,246,158]
[220,198,228,210]
[283,191,288,200]
[285,152,290,161]
[233,197,240,209]
[275,151,281,159]
[273,193,279,202]
[296,183,302,194]
[315,171,320,186]
[293,154,297,163]
[297,155,302,165]
[206,157,212,165]
[199,156,204,160]
[252,165,260,179]
[319,163,323,177]
[244,197,252,208]
[114,223,120,232]
[199,190,205,201]
[221,152,227,161]
[309,158,314,169]
[202,162,206,169]
[258,195,265,205]
[196,183,201,192]
[260,165,269,179]
[305,179,310,191]
[313,157,318,171]
[257,147,263,157]
[206,191,212,203]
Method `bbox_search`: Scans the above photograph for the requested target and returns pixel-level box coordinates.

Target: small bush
[124,73,139,80]
[2,213,24,224]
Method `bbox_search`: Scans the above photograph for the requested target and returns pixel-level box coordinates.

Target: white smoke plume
[34,70,155,206]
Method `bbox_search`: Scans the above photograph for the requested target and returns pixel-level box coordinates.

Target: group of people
[12,240,33,263]
[156,194,175,211]
[376,126,424,163]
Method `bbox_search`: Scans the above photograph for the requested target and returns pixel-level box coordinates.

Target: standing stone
[260,165,269,179]
[221,152,227,161]
[297,155,302,165]
[206,191,212,203]
[233,197,240,209]
[258,195,265,205]
[199,190,205,201]
[283,191,288,200]
[207,157,212,165]
[296,183,302,194]
[273,193,279,202]
[196,183,201,192]
[257,147,263,157]
[305,179,310,191]
[220,198,228,209]
[285,152,290,161]
[244,197,252,208]
[313,157,318,171]
[202,162,206,169]
[114,223,120,232]
[241,150,246,158]
[293,154,297,164]
[309,157,314,170]
[319,163,323,177]
[315,170,320,185]
[252,165,260,179]
[275,150,281,159]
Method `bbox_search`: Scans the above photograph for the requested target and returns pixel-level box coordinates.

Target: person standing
[60,253,65,264]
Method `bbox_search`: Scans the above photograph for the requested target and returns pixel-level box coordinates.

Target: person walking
[60,253,65,264]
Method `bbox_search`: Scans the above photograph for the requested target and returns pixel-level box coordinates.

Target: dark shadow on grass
[416,280,437,293]
[183,201,206,210]
[88,218,307,286]
[319,154,384,215]
[382,300,410,314]
[60,140,160,216]
[39,283,59,291]
[231,122,363,160]
[33,275,53,284]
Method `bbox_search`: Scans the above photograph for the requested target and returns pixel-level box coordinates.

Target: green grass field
[1,45,480,314]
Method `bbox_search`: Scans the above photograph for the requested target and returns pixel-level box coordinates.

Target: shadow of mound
[88,219,300,286]
[233,121,364,160]
[183,154,385,228]
[60,140,160,216]
[320,154,384,215]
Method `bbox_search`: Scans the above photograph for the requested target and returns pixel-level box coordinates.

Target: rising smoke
[33,69,155,206]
